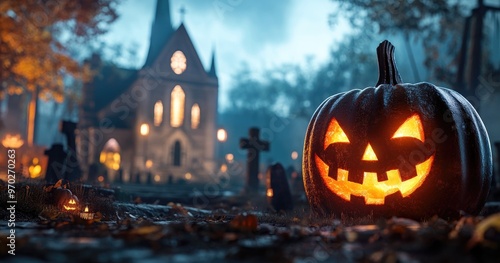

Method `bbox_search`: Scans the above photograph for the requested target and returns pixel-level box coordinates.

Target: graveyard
[1,0,500,262]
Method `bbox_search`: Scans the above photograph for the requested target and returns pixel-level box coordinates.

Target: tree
[329,0,500,96]
[0,0,119,101]
[226,31,380,119]
[308,32,378,113]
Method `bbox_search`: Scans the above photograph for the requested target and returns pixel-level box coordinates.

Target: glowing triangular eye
[324,118,349,149]
[392,114,424,142]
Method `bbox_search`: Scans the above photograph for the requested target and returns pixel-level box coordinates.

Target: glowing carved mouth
[315,154,434,205]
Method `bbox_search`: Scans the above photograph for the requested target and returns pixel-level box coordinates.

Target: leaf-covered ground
[1,182,500,262]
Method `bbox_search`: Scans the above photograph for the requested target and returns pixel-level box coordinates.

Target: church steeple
[143,0,174,67]
[208,48,217,78]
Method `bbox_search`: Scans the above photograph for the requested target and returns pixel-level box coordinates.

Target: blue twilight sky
[98,0,350,110]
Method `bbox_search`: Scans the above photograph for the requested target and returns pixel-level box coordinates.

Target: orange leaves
[230,213,259,232]
[1,0,118,97]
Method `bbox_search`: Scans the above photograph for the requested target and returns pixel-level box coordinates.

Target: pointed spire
[144,0,174,67]
[208,48,217,77]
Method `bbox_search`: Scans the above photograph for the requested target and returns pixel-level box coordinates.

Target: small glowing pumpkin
[63,196,79,211]
[53,188,79,211]
[303,40,492,219]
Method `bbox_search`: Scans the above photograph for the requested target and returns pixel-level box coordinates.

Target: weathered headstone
[116,168,124,184]
[147,171,153,185]
[88,163,99,183]
[60,120,82,182]
[266,163,293,211]
[44,144,67,183]
[134,172,141,184]
[240,127,270,193]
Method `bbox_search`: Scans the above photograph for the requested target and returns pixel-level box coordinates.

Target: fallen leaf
[468,213,500,249]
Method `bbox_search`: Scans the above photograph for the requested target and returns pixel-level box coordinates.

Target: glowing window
[170,50,187,74]
[99,138,121,171]
[191,103,200,129]
[154,100,163,126]
[170,85,185,127]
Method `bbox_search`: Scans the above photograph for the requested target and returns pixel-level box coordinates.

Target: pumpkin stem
[376,40,402,86]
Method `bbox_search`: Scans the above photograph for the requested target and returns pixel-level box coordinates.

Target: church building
[78,0,219,183]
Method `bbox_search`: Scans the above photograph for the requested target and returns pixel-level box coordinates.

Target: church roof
[87,1,217,127]
[146,23,216,81]
[92,65,138,112]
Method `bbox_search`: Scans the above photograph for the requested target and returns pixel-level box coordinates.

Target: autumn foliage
[0,0,118,101]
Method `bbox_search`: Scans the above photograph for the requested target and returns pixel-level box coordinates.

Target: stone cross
[60,120,82,181]
[239,127,270,193]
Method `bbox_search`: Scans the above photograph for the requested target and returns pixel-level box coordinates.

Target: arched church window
[172,140,182,166]
[99,138,121,171]
[191,103,200,129]
[154,100,163,126]
[170,85,185,127]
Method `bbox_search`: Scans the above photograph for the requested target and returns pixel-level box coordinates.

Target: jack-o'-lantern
[303,40,492,219]
[63,195,79,211]
[53,188,79,211]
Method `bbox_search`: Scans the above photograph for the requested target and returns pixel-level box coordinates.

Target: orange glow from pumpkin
[316,114,433,204]
[80,205,95,220]
[362,144,378,161]
[64,198,78,211]
[266,188,274,197]
[392,114,424,142]
[324,118,349,149]
[315,154,434,205]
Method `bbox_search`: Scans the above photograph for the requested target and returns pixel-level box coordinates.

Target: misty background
[28,0,500,173]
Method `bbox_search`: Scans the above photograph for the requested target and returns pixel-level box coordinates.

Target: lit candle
[79,205,94,220]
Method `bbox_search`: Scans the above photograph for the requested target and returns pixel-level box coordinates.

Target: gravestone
[60,120,82,182]
[44,144,67,183]
[147,171,153,185]
[88,163,99,183]
[266,163,293,211]
[116,169,124,184]
[134,172,141,184]
[240,127,269,193]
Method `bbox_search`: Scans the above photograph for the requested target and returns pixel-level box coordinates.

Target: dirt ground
[1,182,500,262]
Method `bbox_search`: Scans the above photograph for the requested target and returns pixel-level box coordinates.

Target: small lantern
[28,157,42,178]
[79,205,94,220]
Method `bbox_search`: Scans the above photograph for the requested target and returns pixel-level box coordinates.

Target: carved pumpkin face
[303,41,492,219]
[63,196,79,211]
[315,114,435,205]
